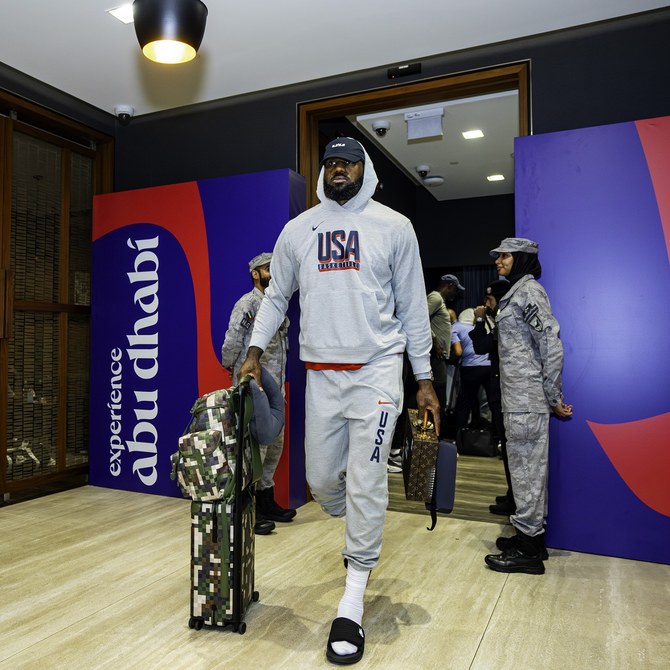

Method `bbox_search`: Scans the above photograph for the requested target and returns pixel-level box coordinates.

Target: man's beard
[259,275,270,289]
[324,175,363,203]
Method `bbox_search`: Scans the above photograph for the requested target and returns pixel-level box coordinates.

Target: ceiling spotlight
[372,120,391,137]
[133,0,208,64]
[107,4,135,24]
[487,174,505,182]
[423,176,444,187]
[415,164,431,178]
[462,129,484,139]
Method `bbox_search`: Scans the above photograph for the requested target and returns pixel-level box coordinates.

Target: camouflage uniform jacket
[496,274,563,413]
[221,287,289,387]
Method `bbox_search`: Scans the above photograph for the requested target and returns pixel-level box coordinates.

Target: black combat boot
[257,486,296,523]
[254,494,276,535]
[488,496,516,516]
[485,530,546,574]
[496,530,548,560]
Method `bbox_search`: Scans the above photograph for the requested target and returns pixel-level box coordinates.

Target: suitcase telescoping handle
[233,377,250,626]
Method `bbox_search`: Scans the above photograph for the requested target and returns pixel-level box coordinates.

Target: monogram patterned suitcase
[402,408,457,530]
[402,408,440,501]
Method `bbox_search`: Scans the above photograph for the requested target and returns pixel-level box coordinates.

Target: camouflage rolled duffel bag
[170,370,284,502]
[171,387,242,502]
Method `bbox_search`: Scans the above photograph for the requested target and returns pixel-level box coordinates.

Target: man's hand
[416,380,441,436]
[473,305,487,320]
[552,401,573,418]
[238,346,264,388]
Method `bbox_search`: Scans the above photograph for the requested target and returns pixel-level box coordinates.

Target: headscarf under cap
[507,251,542,286]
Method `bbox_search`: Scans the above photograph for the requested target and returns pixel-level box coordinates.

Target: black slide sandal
[326,617,365,665]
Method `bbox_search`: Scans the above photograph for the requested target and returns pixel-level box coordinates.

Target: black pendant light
[133,0,208,64]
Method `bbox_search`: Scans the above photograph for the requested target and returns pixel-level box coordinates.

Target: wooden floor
[388,452,509,525]
[2,485,669,669]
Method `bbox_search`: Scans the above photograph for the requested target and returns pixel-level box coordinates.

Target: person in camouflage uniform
[483,238,573,575]
[221,252,295,534]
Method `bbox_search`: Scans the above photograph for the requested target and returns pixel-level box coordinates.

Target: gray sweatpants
[504,412,550,537]
[304,354,403,571]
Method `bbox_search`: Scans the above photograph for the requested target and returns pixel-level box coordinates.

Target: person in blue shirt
[451,309,492,432]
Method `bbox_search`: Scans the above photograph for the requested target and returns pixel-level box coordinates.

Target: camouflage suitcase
[189,494,258,633]
[180,381,261,634]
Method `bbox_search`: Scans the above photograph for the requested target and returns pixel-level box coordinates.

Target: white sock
[331,564,370,656]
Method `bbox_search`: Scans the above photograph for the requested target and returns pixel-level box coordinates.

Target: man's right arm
[238,345,264,386]
[240,229,296,386]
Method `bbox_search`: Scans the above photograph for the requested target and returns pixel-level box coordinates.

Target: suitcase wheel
[189,616,204,631]
[233,622,247,635]
[252,590,260,602]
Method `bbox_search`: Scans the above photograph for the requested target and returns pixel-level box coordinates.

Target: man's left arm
[392,224,440,432]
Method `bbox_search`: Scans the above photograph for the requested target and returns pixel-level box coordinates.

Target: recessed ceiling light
[487,174,505,182]
[107,4,135,24]
[423,176,444,187]
[462,129,484,139]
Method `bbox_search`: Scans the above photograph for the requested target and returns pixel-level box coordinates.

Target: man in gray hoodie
[238,137,439,665]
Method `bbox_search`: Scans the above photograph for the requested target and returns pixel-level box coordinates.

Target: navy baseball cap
[440,274,465,292]
[321,137,365,165]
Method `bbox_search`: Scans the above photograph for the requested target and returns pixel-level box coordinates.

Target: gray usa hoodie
[249,146,432,378]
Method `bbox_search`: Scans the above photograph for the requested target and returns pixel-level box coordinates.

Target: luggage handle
[421,409,438,435]
[234,376,263,487]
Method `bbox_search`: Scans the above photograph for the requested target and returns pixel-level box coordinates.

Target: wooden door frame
[298,62,529,208]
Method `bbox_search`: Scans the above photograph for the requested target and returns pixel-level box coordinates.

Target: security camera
[415,164,431,179]
[372,120,391,137]
[114,105,135,126]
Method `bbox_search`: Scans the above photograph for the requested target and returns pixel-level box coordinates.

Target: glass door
[1,107,112,499]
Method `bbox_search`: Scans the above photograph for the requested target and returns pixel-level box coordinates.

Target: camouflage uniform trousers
[258,426,284,491]
[503,411,550,537]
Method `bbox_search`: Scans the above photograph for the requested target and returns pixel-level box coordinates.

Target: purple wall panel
[90,170,306,504]
[515,119,670,563]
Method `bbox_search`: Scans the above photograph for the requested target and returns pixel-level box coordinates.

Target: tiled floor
[1,486,668,669]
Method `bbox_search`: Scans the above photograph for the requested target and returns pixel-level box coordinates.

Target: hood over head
[316,139,378,213]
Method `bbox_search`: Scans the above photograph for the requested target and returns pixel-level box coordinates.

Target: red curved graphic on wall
[587,413,670,517]
[93,182,231,395]
[636,117,670,263]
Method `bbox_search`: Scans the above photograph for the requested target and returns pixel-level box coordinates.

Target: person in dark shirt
[470,279,512,515]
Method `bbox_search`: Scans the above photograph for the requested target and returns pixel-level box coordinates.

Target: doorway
[298,62,529,207]
[297,62,529,522]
